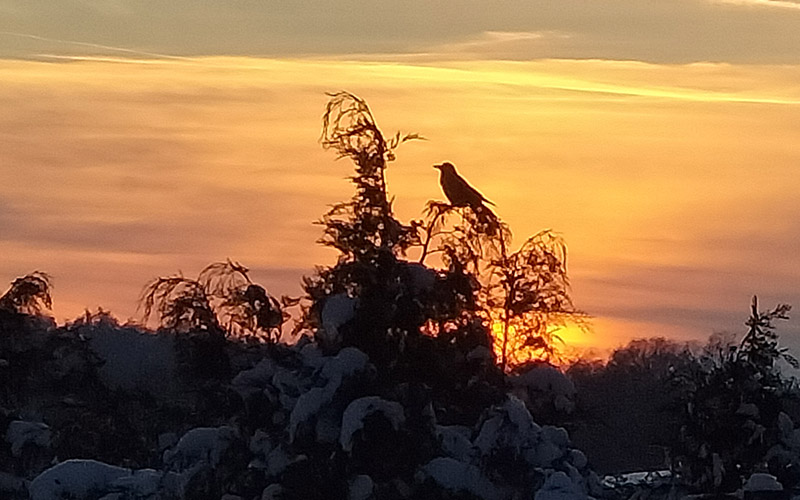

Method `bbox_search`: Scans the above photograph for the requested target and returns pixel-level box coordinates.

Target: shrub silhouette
[419,188,586,370]
[140,259,288,342]
[0,272,52,316]
[670,296,798,494]
[140,272,221,335]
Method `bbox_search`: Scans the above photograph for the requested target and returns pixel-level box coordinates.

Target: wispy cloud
[453,30,571,48]
[0,31,195,61]
[420,30,573,60]
[711,0,800,10]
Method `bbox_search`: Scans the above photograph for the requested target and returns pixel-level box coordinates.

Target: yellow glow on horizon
[490,317,593,367]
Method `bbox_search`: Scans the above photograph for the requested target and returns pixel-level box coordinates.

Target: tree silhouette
[307,91,586,375]
[0,271,53,316]
[306,92,496,375]
[671,296,797,494]
[738,295,796,371]
[485,231,587,370]
[420,198,585,370]
[199,260,289,341]
[318,91,420,261]
[140,260,287,342]
[140,273,220,334]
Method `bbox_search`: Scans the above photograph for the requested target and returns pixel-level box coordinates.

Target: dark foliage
[140,260,288,342]
[419,198,586,370]
[670,296,798,494]
[484,230,587,370]
[140,274,220,334]
[0,271,52,316]
[567,338,694,474]
[318,91,420,261]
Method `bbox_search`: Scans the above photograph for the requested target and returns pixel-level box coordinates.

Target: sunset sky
[1,1,798,356]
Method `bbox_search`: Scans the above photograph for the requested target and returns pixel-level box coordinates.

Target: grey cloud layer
[2,0,800,63]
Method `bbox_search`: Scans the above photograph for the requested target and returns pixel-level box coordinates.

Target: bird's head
[433,162,455,172]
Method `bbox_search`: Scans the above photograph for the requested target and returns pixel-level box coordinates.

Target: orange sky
[1,56,798,356]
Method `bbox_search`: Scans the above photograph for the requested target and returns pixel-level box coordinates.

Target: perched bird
[434,162,499,236]
[433,162,495,209]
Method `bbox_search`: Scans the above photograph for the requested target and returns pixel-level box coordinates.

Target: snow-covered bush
[318,294,358,350]
[340,396,405,452]
[163,426,239,471]
[5,421,51,458]
[510,363,576,418]
[420,457,504,500]
[288,347,370,443]
[28,459,182,500]
[419,394,599,500]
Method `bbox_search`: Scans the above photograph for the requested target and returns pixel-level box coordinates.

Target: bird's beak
[433,164,442,170]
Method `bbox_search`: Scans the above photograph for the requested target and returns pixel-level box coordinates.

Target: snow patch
[511,364,576,413]
[474,395,540,456]
[29,460,130,500]
[512,364,575,397]
[261,484,284,500]
[163,426,238,471]
[568,449,588,469]
[436,425,475,462]
[266,446,292,477]
[108,468,165,497]
[319,294,358,346]
[5,420,51,457]
[421,457,502,500]
[534,470,587,500]
[348,474,374,500]
[340,396,405,452]
[736,402,760,418]
[321,347,369,381]
[290,387,328,439]
[232,358,276,394]
[744,473,783,491]
[288,347,370,441]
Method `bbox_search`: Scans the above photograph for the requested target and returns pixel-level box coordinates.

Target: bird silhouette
[433,162,495,209]
[434,162,499,236]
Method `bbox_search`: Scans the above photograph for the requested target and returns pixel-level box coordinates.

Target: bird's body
[434,162,494,209]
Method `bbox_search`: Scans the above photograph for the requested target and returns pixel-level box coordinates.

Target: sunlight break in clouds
[1,56,798,355]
